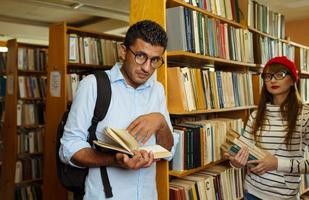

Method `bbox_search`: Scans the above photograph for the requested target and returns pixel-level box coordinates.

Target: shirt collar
[109,62,155,90]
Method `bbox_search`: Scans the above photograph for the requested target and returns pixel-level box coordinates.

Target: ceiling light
[71,3,84,10]
[0,47,8,52]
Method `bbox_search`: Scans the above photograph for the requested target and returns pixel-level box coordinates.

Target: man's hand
[223,147,249,168]
[127,113,164,144]
[247,153,278,175]
[115,150,155,170]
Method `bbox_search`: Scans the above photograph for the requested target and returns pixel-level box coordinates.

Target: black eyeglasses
[261,71,290,82]
[126,46,164,69]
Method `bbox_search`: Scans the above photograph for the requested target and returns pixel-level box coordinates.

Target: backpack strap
[87,71,113,198]
[87,71,111,144]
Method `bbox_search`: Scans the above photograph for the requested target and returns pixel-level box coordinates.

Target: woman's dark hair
[253,63,302,148]
[124,20,168,49]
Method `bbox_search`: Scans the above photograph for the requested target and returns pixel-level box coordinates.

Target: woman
[225,56,309,200]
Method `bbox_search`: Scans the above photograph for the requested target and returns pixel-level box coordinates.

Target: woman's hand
[224,147,249,168]
[247,153,278,175]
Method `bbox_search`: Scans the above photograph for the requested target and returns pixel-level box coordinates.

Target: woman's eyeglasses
[261,71,290,82]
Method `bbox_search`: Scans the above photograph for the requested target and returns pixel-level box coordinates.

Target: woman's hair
[253,63,302,148]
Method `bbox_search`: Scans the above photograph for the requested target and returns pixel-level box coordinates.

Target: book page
[139,144,172,159]
[109,128,139,150]
[93,140,133,155]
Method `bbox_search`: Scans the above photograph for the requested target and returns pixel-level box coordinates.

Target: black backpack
[56,71,113,198]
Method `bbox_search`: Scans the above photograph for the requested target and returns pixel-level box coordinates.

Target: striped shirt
[243,104,309,200]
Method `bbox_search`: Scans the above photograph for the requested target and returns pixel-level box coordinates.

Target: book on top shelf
[93,128,172,159]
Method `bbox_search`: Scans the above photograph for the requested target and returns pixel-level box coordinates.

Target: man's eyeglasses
[127,46,164,69]
[261,71,290,82]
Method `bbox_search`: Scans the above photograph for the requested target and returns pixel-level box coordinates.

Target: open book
[221,129,266,161]
[93,127,172,159]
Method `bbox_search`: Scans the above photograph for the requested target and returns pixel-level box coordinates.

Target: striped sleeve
[277,108,309,174]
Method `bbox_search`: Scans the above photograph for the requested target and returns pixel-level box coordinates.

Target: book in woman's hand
[93,127,172,159]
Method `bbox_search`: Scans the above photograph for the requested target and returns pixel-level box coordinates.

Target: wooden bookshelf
[129,0,305,199]
[0,39,47,200]
[0,42,7,188]
[43,22,124,200]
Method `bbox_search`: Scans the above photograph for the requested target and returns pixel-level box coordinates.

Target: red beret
[264,56,298,81]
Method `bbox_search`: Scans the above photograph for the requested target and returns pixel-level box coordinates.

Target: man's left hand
[127,113,164,144]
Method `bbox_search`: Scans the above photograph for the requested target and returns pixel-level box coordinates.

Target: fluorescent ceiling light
[0,47,8,52]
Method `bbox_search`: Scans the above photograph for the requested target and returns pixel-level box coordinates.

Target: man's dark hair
[124,20,168,49]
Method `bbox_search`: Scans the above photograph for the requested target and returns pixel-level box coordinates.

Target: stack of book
[221,129,266,161]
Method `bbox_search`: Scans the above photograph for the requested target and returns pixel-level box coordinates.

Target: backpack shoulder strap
[86,70,113,198]
[87,71,112,145]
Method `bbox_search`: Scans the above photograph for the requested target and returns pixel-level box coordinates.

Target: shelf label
[6,75,14,95]
[50,71,61,97]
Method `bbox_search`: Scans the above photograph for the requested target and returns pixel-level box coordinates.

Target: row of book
[170,164,244,200]
[300,79,309,104]
[15,158,43,183]
[167,6,255,63]
[17,128,44,154]
[18,76,47,99]
[68,34,122,66]
[253,33,295,65]
[248,0,285,39]
[299,48,309,72]
[167,67,254,112]
[15,184,42,200]
[18,47,48,71]
[0,52,6,73]
[17,101,45,127]
[183,0,241,23]
[171,118,243,171]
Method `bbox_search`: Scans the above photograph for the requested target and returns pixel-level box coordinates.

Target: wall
[286,18,309,46]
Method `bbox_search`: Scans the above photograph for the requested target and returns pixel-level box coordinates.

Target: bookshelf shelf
[18,70,46,75]
[16,178,43,187]
[248,27,278,40]
[167,51,260,68]
[170,105,257,115]
[169,159,226,177]
[67,63,113,70]
[166,0,244,28]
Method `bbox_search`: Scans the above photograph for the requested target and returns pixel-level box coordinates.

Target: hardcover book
[93,128,172,159]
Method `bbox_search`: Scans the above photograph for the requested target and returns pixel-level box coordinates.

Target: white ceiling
[0,0,308,45]
[0,0,130,45]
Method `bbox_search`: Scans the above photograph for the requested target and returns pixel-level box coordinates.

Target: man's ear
[118,44,126,61]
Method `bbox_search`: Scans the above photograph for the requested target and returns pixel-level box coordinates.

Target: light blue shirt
[60,63,176,200]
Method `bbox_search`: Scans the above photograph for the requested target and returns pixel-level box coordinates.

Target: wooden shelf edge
[167,51,258,67]
[166,0,244,28]
[169,105,257,115]
[169,159,226,177]
[67,26,124,41]
[248,27,279,40]
[15,178,43,187]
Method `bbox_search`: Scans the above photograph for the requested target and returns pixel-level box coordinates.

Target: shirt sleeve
[59,75,97,167]
[277,109,309,174]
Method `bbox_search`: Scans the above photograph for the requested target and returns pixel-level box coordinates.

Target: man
[60,20,174,200]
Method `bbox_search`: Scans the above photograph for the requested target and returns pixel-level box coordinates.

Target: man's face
[120,38,165,88]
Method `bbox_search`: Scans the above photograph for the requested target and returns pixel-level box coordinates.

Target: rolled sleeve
[164,132,179,161]
[277,157,291,173]
[59,75,97,167]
